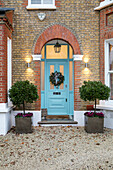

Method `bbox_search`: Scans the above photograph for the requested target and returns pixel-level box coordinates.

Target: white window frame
[27,0,56,10]
[7,37,12,106]
[105,38,113,105]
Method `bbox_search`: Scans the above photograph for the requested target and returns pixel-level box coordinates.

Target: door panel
[46,61,68,115]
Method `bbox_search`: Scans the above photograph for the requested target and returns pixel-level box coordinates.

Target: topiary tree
[79,81,110,113]
[9,80,39,114]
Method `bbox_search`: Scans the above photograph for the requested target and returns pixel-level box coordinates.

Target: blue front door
[41,43,74,116]
[46,61,69,115]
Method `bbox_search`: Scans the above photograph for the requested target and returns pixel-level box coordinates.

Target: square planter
[15,117,32,134]
[85,115,104,133]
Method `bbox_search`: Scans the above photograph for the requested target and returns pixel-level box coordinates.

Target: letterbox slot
[53,92,61,95]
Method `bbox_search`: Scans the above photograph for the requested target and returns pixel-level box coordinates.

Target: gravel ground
[0,126,113,170]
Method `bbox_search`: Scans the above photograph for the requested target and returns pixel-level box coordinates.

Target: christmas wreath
[49,71,65,86]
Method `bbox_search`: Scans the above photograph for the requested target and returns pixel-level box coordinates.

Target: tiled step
[45,115,70,119]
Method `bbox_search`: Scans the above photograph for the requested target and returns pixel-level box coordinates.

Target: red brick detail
[100,6,113,84]
[0,11,13,103]
[55,0,61,8]
[0,23,12,103]
[34,61,41,110]
[74,61,82,110]
[106,12,113,26]
[6,11,13,25]
[0,0,4,7]
[34,24,81,55]
[0,15,13,32]
[22,0,28,7]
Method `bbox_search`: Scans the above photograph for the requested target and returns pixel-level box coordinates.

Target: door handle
[66,98,67,102]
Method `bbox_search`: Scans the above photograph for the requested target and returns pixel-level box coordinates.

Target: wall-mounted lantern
[54,40,61,53]
[27,62,30,68]
[26,56,32,68]
[85,63,88,68]
[83,56,89,69]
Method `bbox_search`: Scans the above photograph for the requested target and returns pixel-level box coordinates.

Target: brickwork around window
[0,18,12,103]
[3,0,100,111]
[107,12,113,26]
[0,0,4,7]
[100,6,113,84]
[55,0,61,8]
[22,0,28,7]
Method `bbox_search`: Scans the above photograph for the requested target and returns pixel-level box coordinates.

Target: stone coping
[96,105,113,111]
[0,106,13,113]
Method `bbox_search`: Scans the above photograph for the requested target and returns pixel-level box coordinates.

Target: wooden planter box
[85,115,104,133]
[15,117,32,134]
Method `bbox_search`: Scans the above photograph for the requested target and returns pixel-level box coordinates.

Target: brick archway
[34,24,81,54]
[34,24,82,111]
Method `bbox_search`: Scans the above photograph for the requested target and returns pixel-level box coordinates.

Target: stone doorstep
[39,114,77,125]
[38,120,78,125]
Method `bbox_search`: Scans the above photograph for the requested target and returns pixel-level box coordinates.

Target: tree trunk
[94,99,96,113]
[23,101,25,114]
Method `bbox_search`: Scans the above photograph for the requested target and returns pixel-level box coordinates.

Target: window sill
[94,1,113,11]
[26,5,56,10]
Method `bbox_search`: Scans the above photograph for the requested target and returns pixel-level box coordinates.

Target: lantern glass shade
[54,41,61,53]
[85,63,88,68]
[27,63,30,68]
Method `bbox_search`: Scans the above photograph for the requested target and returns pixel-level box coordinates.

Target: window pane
[41,62,45,91]
[46,45,68,59]
[69,61,73,91]
[50,65,54,89]
[31,0,41,4]
[60,65,64,90]
[109,44,113,70]
[43,0,53,4]
[110,73,113,100]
